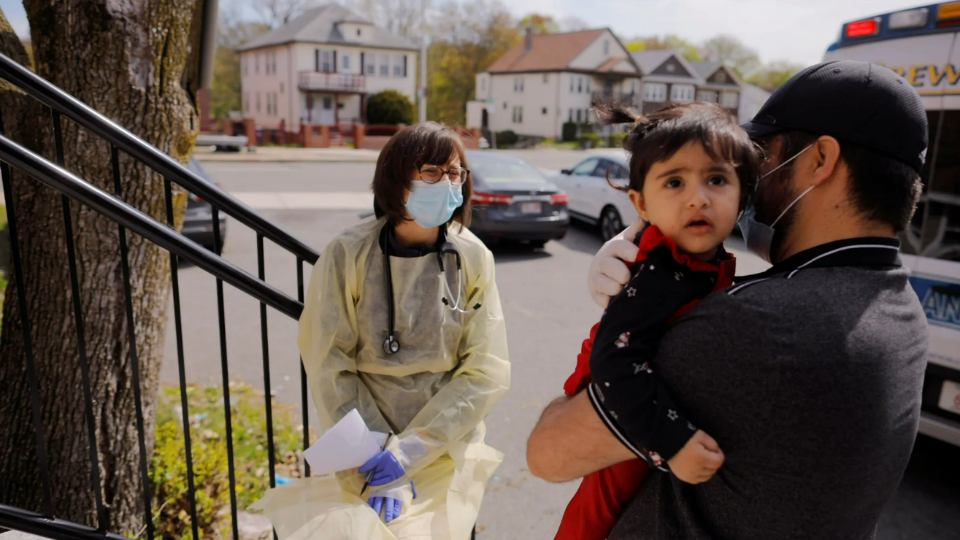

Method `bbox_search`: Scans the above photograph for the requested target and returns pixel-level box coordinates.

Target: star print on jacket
[585,225,736,465]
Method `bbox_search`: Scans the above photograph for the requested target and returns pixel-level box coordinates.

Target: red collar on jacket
[631,225,736,292]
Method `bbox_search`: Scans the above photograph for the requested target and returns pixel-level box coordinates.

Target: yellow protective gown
[251,217,511,540]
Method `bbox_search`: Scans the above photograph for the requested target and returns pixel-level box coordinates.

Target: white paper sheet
[303,409,388,476]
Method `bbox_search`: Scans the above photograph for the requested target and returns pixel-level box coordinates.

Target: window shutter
[361,52,365,75]
[315,49,319,71]
[333,50,337,72]
[403,55,408,77]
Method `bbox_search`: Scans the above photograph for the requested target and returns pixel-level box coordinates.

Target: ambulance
[825,3,960,447]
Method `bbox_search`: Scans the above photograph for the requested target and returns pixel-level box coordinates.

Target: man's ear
[810,136,842,187]
[628,189,648,221]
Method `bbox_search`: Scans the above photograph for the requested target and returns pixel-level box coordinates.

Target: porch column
[334,92,340,127]
[361,94,367,123]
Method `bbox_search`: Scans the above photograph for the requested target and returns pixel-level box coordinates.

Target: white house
[469,28,642,139]
[739,83,772,124]
[237,4,419,131]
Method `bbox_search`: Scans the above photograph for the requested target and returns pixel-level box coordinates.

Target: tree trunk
[0,1,202,534]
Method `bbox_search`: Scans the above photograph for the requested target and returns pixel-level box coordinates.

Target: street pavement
[163,155,960,540]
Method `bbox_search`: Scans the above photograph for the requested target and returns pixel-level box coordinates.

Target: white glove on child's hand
[587,219,645,308]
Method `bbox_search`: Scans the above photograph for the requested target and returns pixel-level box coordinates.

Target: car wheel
[600,206,623,242]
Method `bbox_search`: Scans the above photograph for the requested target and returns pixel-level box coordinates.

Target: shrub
[152,382,310,538]
[366,90,414,125]
[609,132,627,149]
[561,122,578,142]
[579,133,603,149]
[494,130,518,148]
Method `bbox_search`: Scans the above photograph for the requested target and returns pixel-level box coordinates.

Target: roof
[690,61,723,78]
[631,49,677,74]
[595,57,626,72]
[237,4,418,52]
[486,29,607,73]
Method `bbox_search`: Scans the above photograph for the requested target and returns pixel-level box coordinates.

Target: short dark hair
[770,131,922,232]
[372,122,472,227]
[596,101,761,211]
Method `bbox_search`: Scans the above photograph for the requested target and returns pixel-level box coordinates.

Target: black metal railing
[0,52,321,540]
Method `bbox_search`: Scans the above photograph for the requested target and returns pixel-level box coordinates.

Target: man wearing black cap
[527,61,930,539]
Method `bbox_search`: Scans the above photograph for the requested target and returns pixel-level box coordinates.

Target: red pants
[556,323,650,540]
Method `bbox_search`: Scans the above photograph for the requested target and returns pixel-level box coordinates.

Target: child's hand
[667,430,725,484]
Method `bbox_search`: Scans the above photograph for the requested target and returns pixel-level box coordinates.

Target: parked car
[549,152,639,241]
[465,150,569,248]
[183,157,228,254]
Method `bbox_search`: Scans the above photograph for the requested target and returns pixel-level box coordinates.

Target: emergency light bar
[889,8,930,30]
[846,18,881,38]
[938,2,960,20]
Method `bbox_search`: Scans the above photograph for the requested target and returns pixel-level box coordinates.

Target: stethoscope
[381,225,482,355]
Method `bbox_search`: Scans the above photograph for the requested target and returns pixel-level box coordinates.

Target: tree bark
[0,1,201,534]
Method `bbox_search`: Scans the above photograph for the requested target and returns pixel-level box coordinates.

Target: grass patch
[152,382,310,539]
[538,139,579,150]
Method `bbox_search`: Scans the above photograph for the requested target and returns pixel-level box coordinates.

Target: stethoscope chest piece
[384,336,400,355]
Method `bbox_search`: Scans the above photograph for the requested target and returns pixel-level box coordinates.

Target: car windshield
[469,155,547,184]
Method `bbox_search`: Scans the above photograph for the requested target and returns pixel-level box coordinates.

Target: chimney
[524,27,533,53]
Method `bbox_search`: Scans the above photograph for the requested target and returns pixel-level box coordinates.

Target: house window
[603,41,609,55]
[577,77,582,93]
[342,55,351,71]
[357,28,361,36]
[271,52,277,74]
[480,77,486,92]
[569,108,573,122]
[720,91,739,109]
[243,93,248,113]
[570,76,574,92]
[576,109,582,122]
[643,82,666,102]
[542,107,548,115]
[256,92,261,113]
[255,54,260,73]
[666,63,676,73]
[514,76,524,92]
[670,84,695,102]
[503,102,508,109]
[393,54,403,77]
[697,90,718,103]
[380,54,389,76]
[365,53,376,75]
[320,50,333,72]
[543,73,548,83]
[585,78,591,93]
[512,106,523,124]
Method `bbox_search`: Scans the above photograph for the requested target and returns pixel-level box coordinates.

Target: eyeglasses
[418,164,469,186]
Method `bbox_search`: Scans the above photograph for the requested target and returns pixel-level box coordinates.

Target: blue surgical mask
[738,143,817,263]
[405,180,463,228]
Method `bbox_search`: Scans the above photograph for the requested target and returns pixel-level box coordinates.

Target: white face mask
[737,143,816,263]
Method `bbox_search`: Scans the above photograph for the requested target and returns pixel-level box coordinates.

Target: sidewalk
[194,146,381,163]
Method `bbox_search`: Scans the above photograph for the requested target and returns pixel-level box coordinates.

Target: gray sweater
[608,238,928,540]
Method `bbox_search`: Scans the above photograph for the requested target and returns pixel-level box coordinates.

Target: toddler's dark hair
[596,101,761,210]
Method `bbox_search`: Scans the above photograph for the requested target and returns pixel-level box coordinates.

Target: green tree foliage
[625,35,702,62]
[518,13,559,35]
[747,60,804,90]
[368,90,415,125]
[701,34,761,80]
[210,13,269,120]
[426,0,518,125]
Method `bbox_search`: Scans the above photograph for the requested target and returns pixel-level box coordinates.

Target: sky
[0,0,932,66]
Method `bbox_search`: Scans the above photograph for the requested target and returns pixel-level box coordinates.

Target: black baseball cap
[741,61,928,172]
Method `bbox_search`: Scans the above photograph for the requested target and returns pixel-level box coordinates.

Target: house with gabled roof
[690,61,743,116]
[237,4,419,132]
[469,28,642,139]
[631,50,744,118]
